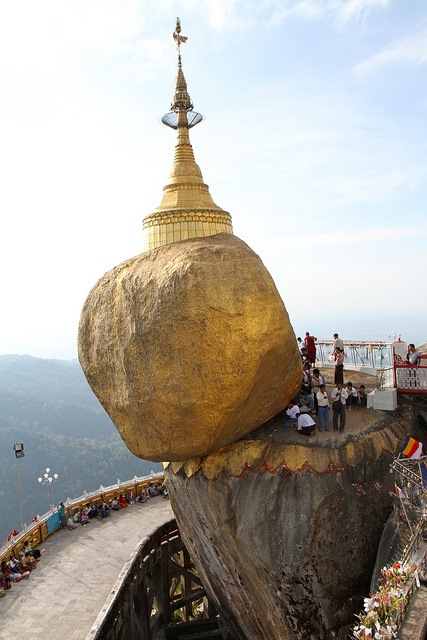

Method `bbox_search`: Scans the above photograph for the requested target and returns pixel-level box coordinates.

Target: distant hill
[0,355,162,544]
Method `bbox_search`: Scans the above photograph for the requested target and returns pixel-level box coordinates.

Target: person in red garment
[118,495,128,508]
[305,332,317,366]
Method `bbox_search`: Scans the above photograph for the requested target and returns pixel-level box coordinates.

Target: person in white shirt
[284,401,300,429]
[312,368,326,415]
[297,413,316,436]
[316,384,329,431]
[331,383,348,432]
[333,333,344,353]
[407,344,421,365]
[345,382,358,410]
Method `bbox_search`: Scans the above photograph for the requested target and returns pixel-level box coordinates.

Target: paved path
[0,497,173,640]
[399,585,427,640]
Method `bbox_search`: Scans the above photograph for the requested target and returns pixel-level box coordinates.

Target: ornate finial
[162,17,201,126]
[141,18,233,250]
[173,17,188,67]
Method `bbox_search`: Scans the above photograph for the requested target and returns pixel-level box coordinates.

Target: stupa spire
[142,18,233,251]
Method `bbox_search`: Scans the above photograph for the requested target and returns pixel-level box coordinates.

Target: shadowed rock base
[165,414,409,639]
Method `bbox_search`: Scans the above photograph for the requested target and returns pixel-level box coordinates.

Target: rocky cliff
[166,410,409,639]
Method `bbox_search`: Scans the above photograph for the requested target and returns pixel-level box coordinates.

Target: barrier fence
[0,471,165,565]
[315,340,393,369]
[377,354,427,394]
[87,519,222,640]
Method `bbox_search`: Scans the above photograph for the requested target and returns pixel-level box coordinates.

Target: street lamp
[37,467,59,511]
[13,443,25,528]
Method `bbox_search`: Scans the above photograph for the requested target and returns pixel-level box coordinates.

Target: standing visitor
[331,383,348,432]
[333,333,344,354]
[58,502,67,528]
[316,385,329,431]
[305,332,317,367]
[334,348,344,384]
[300,347,311,367]
[407,344,421,365]
[311,368,325,415]
[300,364,314,411]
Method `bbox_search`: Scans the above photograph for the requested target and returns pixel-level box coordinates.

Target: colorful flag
[401,435,423,459]
[421,462,427,488]
[395,483,408,499]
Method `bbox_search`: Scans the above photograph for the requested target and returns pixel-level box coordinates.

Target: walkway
[250,367,380,446]
[399,585,427,640]
[0,497,173,640]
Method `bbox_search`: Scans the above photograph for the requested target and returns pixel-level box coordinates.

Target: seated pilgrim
[345,382,358,409]
[21,552,36,571]
[67,516,78,530]
[111,496,121,511]
[125,490,134,504]
[297,413,316,437]
[8,556,29,581]
[357,385,367,407]
[118,495,128,508]
[97,502,110,519]
[1,562,12,590]
[284,401,300,429]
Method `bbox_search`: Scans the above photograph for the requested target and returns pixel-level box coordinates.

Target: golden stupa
[142,19,233,251]
[78,19,302,462]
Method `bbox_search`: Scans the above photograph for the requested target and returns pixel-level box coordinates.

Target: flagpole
[399,492,413,536]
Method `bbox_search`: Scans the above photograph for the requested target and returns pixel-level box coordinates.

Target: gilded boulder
[78,233,301,461]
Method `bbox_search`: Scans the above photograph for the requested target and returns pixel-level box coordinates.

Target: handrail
[315,340,393,369]
[87,518,220,640]
[0,471,165,563]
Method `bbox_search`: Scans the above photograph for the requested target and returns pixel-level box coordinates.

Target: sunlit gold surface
[78,234,302,462]
[142,60,232,250]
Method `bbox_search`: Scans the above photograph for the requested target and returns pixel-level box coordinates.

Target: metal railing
[87,519,222,640]
[377,354,427,393]
[315,340,393,369]
[0,471,165,563]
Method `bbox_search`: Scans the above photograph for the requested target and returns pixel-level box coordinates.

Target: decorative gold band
[143,210,233,250]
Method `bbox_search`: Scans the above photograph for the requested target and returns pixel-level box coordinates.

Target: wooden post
[183,547,193,620]
[158,536,171,625]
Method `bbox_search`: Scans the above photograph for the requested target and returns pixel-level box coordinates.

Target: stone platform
[0,497,173,640]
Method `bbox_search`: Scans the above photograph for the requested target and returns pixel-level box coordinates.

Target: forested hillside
[0,355,161,544]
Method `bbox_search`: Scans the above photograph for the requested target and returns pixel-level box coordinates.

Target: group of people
[64,501,112,528]
[297,331,345,384]
[286,332,368,436]
[0,541,41,595]
[297,332,317,368]
[285,379,367,435]
[0,482,169,595]
[59,483,168,531]
[298,332,347,385]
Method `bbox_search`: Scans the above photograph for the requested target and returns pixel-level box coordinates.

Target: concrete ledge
[367,388,397,411]
[317,362,378,376]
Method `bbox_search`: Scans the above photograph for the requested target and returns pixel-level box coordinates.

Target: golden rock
[78,233,302,462]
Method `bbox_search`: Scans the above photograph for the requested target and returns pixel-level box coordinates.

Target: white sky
[0,0,426,359]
